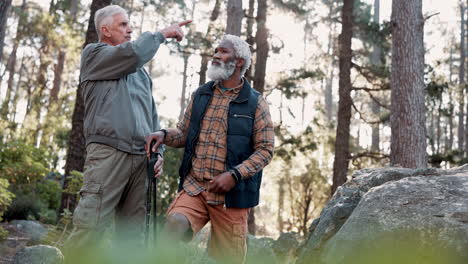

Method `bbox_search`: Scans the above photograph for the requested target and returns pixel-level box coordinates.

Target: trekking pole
[145,140,159,246]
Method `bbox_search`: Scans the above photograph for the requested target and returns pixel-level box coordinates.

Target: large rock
[10,220,48,243]
[272,232,300,263]
[13,245,64,264]
[297,165,468,264]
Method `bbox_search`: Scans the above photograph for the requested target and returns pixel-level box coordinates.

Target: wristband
[159,129,167,140]
[229,170,239,183]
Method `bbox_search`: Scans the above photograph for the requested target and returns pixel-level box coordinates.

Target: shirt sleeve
[164,93,195,148]
[234,96,275,179]
[81,32,166,82]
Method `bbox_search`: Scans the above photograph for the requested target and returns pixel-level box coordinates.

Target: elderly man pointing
[65,5,191,251]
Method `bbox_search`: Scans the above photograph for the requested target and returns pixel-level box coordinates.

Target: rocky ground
[0,222,34,264]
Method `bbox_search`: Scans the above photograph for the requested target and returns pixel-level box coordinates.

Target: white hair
[94,5,127,40]
[222,35,252,77]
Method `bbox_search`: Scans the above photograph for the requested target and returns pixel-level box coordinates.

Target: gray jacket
[80,32,166,154]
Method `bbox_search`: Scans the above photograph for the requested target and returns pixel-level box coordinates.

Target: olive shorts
[167,190,250,264]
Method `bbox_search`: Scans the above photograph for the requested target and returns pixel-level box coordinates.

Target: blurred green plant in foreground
[59,226,468,264]
[314,228,468,264]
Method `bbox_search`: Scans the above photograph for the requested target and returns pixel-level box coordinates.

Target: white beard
[207,60,236,81]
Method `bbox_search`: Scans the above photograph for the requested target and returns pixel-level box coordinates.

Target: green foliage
[0,226,8,241]
[0,141,51,188]
[39,208,58,224]
[0,179,15,222]
[275,125,319,162]
[322,229,467,264]
[64,233,217,264]
[426,78,448,102]
[0,191,9,240]
[63,171,83,197]
[0,140,62,222]
[276,69,324,99]
[429,150,468,168]
[271,0,310,16]
[36,179,62,210]
[4,193,45,221]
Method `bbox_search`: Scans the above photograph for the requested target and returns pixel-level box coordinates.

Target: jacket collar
[199,78,253,104]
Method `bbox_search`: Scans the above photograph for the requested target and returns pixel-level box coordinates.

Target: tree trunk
[24,43,51,146]
[436,101,442,153]
[253,0,268,93]
[0,0,11,64]
[0,42,18,120]
[325,4,337,122]
[429,109,435,154]
[198,0,221,86]
[226,0,242,36]
[0,0,25,120]
[463,2,468,157]
[447,43,455,153]
[248,0,269,234]
[244,0,255,82]
[50,50,65,102]
[370,0,381,152]
[390,0,427,168]
[10,56,25,127]
[458,2,466,153]
[331,0,354,195]
[59,0,112,216]
[277,178,284,233]
[179,55,189,122]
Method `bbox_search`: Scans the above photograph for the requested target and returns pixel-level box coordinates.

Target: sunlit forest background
[0,0,466,248]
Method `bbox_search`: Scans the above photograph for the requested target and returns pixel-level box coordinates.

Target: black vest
[178,80,262,208]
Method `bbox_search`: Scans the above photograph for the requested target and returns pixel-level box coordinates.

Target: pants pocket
[84,143,116,170]
[73,182,102,229]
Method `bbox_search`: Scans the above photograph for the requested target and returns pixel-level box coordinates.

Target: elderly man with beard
[145,35,274,263]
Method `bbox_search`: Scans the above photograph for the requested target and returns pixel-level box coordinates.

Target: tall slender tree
[370,0,381,152]
[458,1,466,153]
[198,0,221,86]
[244,0,255,82]
[225,0,242,36]
[461,1,468,157]
[60,0,112,214]
[0,0,26,121]
[331,0,354,195]
[0,0,12,64]
[390,0,427,168]
[253,0,269,94]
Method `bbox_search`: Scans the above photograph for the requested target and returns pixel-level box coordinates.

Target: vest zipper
[233,114,253,119]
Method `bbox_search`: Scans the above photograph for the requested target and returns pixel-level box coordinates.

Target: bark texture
[390,0,427,168]
[331,0,354,195]
[225,0,242,36]
[253,0,268,94]
[0,0,12,64]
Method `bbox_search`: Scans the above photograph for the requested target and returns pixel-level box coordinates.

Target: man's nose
[127,26,133,34]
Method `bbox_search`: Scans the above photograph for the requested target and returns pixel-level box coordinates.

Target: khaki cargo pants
[65,143,147,251]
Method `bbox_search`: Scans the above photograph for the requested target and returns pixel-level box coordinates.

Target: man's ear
[236,58,245,68]
[101,25,111,38]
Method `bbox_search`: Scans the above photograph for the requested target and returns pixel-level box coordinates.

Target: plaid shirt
[165,79,275,205]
